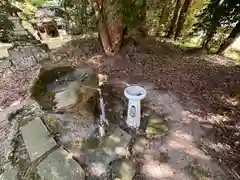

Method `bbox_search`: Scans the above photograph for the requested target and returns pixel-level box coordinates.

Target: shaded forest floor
[0,36,240,179]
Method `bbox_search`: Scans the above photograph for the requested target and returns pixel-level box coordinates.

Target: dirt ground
[0,36,239,179]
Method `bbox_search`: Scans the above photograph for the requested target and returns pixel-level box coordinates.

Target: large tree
[97,0,124,55]
[98,0,147,55]
[157,0,170,33]
[217,2,240,54]
[136,0,147,36]
[166,0,182,38]
[217,21,240,54]
[174,0,192,39]
[192,0,239,50]
[62,0,146,55]
[199,0,223,49]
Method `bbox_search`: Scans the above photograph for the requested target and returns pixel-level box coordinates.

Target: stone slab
[21,117,57,161]
[111,158,135,180]
[0,164,17,180]
[102,127,131,158]
[0,44,12,59]
[146,116,168,138]
[8,45,48,70]
[0,50,9,59]
[37,148,85,180]
[8,16,28,36]
[132,136,149,155]
[54,81,80,110]
[0,59,9,73]
[87,128,131,177]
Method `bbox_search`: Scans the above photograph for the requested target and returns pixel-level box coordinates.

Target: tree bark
[201,30,215,49]
[159,6,168,23]
[159,0,170,32]
[217,21,240,54]
[174,0,192,40]
[137,0,147,37]
[166,0,182,38]
[97,0,124,56]
[201,20,218,49]
[202,0,221,50]
[98,19,113,56]
[107,22,124,54]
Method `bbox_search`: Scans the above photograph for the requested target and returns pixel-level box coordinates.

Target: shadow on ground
[1,36,239,179]
[57,36,240,179]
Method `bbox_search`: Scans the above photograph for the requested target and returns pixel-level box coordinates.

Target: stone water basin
[30,66,101,151]
[30,66,98,111]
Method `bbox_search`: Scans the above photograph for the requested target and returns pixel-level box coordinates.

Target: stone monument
[7,44,48,70]
[0,3,49,70]
[5,7,49,70]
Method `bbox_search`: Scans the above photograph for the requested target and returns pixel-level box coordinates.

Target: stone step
[37,148,85,180]
[0,59,10,73]
[0,43,12,59]
[111,158,135,180]
[0,164,18,180]
[86,127,132,177]
[20,117,57,161]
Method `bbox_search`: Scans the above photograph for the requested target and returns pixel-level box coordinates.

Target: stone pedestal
[124,86,146,128]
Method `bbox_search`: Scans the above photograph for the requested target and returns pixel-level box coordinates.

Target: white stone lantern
[124,86,146,128]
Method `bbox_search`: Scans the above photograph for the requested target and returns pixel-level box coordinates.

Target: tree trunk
[98,19,113,56]
[217,21,240,54]
[137,0,147,37]
[166,0,182,38]
[160,6,168,23]
[159,0,170,32]
[174,0,192,40]
[97,0,124,56]
[107,22,124,54]
[201,20,218,49]
[200,0,222,49]
[201,30,215,49]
